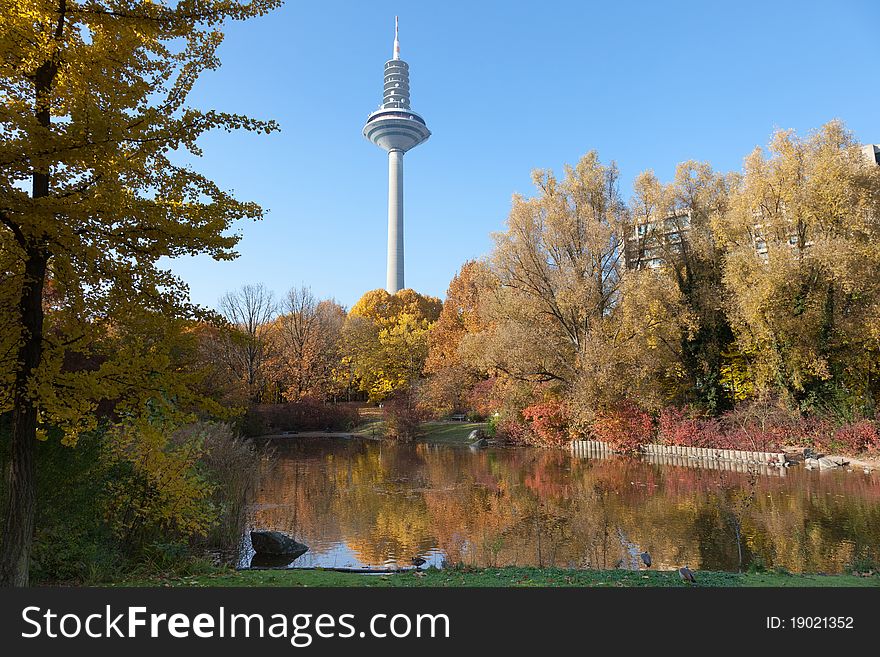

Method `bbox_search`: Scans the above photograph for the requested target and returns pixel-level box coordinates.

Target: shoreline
[257,429,880,472]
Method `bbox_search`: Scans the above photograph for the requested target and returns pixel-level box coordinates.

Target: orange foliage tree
[266,286,346,402]
[421,261,491,417]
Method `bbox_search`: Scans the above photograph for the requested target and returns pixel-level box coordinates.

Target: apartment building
[625,144,879,270]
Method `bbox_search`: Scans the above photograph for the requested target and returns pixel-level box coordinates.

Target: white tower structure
[363,17,431,294]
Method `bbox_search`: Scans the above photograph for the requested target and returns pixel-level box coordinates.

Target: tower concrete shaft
[386,149,404,293]
[363,17,430,294]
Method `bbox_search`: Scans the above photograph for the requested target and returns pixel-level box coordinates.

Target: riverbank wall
[570,439,788,475]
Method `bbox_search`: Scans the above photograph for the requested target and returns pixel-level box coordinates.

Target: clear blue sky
[168,0,880,311]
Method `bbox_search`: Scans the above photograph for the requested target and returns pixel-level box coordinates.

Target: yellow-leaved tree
[717,121,880,407]
[0,0,280,586]
[343,289,442,401]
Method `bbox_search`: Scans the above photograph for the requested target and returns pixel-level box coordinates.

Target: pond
[241,437,880,573]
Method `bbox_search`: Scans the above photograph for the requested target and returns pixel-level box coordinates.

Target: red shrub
[825,420,880,454]
[717,400,801,452]
[521,401,570,446]
[591,401,655,454]
[494,416,533,444]
[383,392,426,441]
[658,405,880,455]
[721,425,775,451]
[658,407,723,447]
[786,416,834,449]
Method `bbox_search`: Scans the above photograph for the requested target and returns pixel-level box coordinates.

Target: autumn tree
[0,0,280,586]
[627,163,734,411]
[343,289,441,401]
[717,121,880,413]
[479,152,626,387]
[567,268,695,423]
[179,320,251,409]
[464,152,628,434]
[218,283,277,403]
[424,124,880,442]
[267,286,346,402]
[422,261,490,416]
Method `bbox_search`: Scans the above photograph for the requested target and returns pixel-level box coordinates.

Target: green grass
[114,565,880,588]
[417,422,487,444]
[350,406,383,437]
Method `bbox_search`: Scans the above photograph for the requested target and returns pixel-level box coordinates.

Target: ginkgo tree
[0,0,281,586]
[344,289,442,401]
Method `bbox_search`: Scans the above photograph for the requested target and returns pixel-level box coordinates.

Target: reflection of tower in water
[242,440,880,574]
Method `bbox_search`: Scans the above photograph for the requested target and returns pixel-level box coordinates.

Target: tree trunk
[0,249,48,587]
[0,51,56,586]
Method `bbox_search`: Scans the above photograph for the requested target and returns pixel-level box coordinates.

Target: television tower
[363,17,431,294]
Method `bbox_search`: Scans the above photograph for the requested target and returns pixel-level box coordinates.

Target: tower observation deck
[363,17,431,294]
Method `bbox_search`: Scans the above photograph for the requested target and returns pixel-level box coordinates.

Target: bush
[521,401,570,446]
[825,420,880,454]
[383,391,425,441]
[31,523,121,585]
[656,401,880,455]
[846,554,878,575]
[784,415,834,449]
[468,378,500,418]
[30,429,122,584]
[591,401,654,454]
[104,420,217,554]
[494,416,532,444]
[179,422,264,561]
[658,401,826,452]
[14,417,268,584]
[241,399,360,436]
[720,400,810,452]
[658,406,724,447]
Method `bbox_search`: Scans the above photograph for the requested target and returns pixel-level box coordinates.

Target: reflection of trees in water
[249,439,880,572]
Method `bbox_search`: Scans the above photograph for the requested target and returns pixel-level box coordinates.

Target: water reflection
[241,438,880,573]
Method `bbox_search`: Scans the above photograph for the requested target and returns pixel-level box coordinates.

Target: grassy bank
[417,421,487,444]
[350,415,487,445]
[117,566,880,588]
